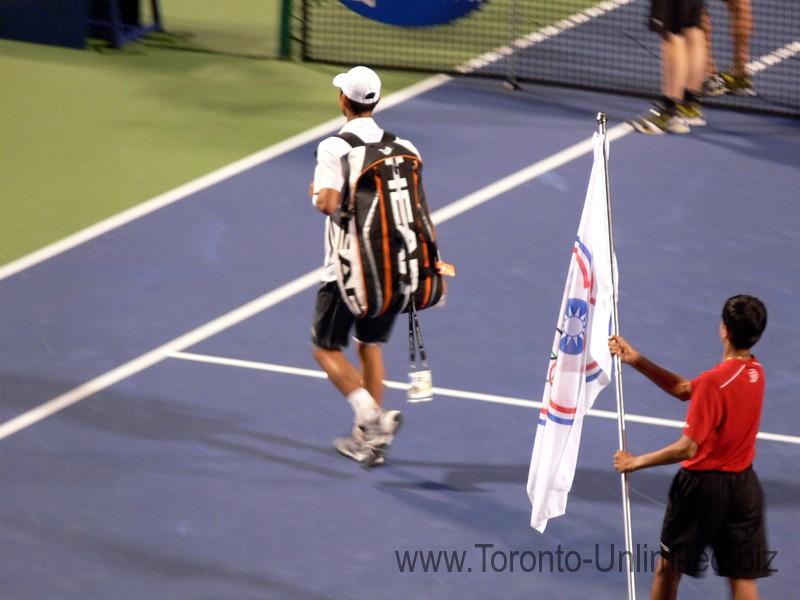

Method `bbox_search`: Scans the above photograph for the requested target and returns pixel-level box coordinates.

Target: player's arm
[608,335,692,401]
[311,138,346,216]
[613,434,699,473]
[312,187,341,216]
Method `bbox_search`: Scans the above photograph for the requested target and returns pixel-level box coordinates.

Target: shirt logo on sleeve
[747,368,760,383]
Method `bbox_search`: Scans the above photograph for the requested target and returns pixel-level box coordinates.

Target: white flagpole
[596,112,636,600]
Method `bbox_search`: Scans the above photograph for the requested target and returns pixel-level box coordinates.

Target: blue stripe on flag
[586,369,604,383]
[575,236,593,265]
[547,412,575,426]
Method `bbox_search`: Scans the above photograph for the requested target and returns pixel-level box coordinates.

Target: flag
[527,131,616,533]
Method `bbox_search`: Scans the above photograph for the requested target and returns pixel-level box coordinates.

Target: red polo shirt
[681,357,765,472]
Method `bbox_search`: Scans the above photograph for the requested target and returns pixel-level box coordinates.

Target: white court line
[748,39,800,76]
[0,269,321,441]
[456,0,638,74]
[168,351,800,447]
[0,121,633,441]
[0,74,452,283]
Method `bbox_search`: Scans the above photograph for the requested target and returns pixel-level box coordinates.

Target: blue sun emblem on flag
[560,298,588,355]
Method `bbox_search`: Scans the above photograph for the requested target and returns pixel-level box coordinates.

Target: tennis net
[288,0,799,117]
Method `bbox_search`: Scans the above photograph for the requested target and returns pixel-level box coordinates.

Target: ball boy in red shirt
[611,294,770,600]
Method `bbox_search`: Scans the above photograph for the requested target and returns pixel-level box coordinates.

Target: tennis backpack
[332,131,451,318]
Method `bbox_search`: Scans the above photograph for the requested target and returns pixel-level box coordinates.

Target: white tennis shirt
[313,117,384,282]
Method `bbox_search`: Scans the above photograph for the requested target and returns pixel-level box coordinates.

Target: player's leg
[311,282,384,465]
[313,346,362,397]
[353,316,403,462]
[311,282,365,398]
[356,341,385,406]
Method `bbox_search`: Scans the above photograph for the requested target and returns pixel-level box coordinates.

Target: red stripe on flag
[549,399,578,414]
[573,246,590,290]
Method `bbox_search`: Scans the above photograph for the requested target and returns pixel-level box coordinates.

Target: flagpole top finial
[596,112,607,134]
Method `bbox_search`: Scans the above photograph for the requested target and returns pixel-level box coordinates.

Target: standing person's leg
[650,556,683,600]
[728,0,755,94]
[701,3,728,95]
[729,578,760,600]
[684,26,707,95]
[728,0,753,78]
[632,0,691,134]
[714,0,757,94]
[674,0,707,122]
[661,32,688,102]
[677,25,708,124]
[715,469,769,600]
[702,8,718,77]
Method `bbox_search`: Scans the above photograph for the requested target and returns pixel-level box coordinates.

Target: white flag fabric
[527,131,616,533]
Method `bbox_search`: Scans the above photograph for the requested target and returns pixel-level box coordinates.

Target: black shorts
[660,467,772,579]
[311,281,396,350]
[649,0,704,35]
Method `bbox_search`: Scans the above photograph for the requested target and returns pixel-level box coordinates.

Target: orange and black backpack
[332,131,451,318]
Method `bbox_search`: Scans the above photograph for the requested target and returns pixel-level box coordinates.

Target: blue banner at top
[340,0,486,27]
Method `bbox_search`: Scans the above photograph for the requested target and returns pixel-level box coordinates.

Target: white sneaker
[334,425,385,467]
[361,409,402,449]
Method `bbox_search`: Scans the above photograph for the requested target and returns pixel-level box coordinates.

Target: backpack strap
[335,130,399,220]
[336,132,364,147]
[336,131,396,147]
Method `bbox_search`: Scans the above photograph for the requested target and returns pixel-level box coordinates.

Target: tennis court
[2,1,800,598]
[2,72,799,598]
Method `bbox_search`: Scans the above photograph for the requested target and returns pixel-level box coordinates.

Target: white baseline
[168,350,800,447]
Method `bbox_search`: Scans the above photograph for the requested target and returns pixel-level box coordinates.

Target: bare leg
[661,33,687,101]
[650,556,682,600]
[313,346,364,397]
[730,577,760,600]
[727,0,753,78]
[357,342,385,407]
[684,26,707,95]
[702,8,718,77]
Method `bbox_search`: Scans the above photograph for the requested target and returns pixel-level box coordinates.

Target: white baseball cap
[332,66,381,104]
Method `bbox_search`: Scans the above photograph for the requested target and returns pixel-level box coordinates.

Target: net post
[596,112,636,600]
[503,0,521,90]
[279,0,294,59]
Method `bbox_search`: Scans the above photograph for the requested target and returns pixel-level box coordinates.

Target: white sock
[347,388,379,422]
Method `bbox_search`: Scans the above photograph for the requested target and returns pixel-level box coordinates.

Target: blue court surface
[2,76,799,599]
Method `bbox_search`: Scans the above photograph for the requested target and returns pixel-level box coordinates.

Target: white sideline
[168,350,800,447]
[0,74,452,283]
[0,121,632,440]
